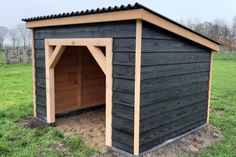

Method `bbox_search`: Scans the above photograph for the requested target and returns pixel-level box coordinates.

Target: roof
[22,3,220,51]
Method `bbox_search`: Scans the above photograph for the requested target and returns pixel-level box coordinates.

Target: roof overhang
[25,8,220,52]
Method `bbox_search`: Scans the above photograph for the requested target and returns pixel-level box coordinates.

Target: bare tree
[16,24,30,48]
[0,26,8,48]
[9,28,19,48]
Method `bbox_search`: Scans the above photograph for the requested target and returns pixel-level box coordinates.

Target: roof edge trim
[25,8,220,51]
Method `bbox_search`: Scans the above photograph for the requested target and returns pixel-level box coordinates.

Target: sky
[0,0,236,28]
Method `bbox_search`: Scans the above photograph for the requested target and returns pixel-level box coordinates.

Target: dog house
[23,3,220,156]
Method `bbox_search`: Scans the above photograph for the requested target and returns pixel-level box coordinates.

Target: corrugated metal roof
[22,3,141,22]
[22,3,220,45]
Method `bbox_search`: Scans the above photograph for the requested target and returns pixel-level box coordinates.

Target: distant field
[0,53,235,156]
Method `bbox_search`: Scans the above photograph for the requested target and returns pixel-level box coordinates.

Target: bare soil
[56,108,106,152]
[21,110,223,157]
[20,117,47,129]
[96,124,223,157]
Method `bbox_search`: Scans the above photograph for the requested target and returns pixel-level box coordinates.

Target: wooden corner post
[31,29,36,117]
[207,52,213,123]
[134,19,142,155]
[105,39,113,147]
[45,40,56,123]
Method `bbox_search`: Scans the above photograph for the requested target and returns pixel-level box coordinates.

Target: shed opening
[44,38,113,147]
[54,46,106,114]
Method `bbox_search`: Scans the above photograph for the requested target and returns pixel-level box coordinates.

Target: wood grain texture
[45,40,55,123]
[134,19,142,155]
[139,23,211,153]
[207,52,213,123]
[31,30,36,117]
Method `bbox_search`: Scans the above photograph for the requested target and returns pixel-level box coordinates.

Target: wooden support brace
[87,45,106,74]
[49,45,66,68]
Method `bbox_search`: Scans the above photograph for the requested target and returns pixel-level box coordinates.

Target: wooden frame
[45,38,113,146]
[134,19,142,155]
[31,29,36,117]
[25,9,220,52]
[207,52,213,123]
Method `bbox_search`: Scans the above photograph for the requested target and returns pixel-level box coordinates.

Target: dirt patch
[19,117,47,129]
[95,125,223,157]
[56,109,106,152]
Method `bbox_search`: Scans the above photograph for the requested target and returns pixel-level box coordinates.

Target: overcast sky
[1,0,236,28]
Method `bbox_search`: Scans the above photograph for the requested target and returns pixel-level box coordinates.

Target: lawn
[0,54,236,157]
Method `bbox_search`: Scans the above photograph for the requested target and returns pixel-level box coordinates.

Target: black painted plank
[34,21,136,40]
[141,72,209,93]
[140,91,209,119]
[140,101,207,133]
[36,95,46,106]
[141,82,209,106]
[112,103,134,120]
[113,91,134,107]
[36,103,47,115]
[113,78,134,94]
[141,62,210,80]
[112,140,133,154]
[142,22,209,52]
[113,65,134,80]
[112,128,134,147]
[139,119,206,152]
[141,39,209,52]
[112,115,134,133]
[35,68,45,79]
[139,110,207,145]
[36,87,46,97]
[113,38,135,52]
[35,59,45,68]
[35,40,45,50]
[113,52,135,66]
[35,51,45,59]
[141,52,210,66]
[36,112,47,121]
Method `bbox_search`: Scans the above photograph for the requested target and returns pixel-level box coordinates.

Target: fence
[0,48,31,64]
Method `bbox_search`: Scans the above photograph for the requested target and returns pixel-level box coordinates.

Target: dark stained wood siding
[34,21,136,153]
[139,22,211,153]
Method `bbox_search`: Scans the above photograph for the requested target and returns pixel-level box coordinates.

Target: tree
[16,24,30,48]
[9,28,19,48]
[0,26,8,48]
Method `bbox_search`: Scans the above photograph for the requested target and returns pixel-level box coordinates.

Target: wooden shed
[23,3,220,156]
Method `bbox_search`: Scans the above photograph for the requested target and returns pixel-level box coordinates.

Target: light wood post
[105,40,113,146]
[45,40,56,123]
[207,52,213,123]
[134,19,142,155]
[31,29,36,117]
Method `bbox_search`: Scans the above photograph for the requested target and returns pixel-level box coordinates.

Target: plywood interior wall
[54,46,105,113]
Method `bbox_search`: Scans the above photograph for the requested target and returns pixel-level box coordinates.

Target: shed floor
[56,108,106,152]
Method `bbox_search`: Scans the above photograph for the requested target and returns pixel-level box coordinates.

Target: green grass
[0,53,236,156]
[0,65,98,157]
[0,53,5,64]
[197,53,236,157]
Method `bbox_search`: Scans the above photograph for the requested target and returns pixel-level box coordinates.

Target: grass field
[0,53,236,157]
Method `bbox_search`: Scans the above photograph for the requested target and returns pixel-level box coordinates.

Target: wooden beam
[134,19,142,155]
[25,9,143,28]
[49,45,66,68]
[45,40,56,123]
[207,52,213,123]
[47,38,112,47]
[31,29,36,117]
[87,45,106,74]
[105,40,113,146]
[25,9,220,52]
